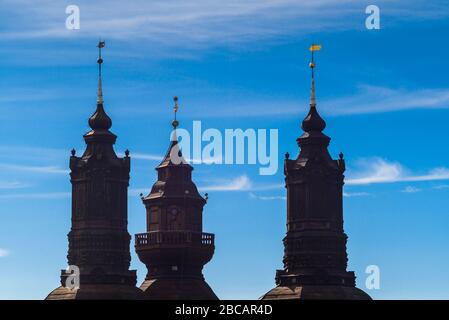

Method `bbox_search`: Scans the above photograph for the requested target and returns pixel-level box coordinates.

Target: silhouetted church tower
[46,42,143,300]
[261,46,371,300]
[135,97,218,300]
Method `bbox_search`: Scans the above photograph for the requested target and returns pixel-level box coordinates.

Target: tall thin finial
[301,44,326,133]
[172,96,179,129]
[97,40,106,104]
[88,40,112,131]
[308,44,321,107]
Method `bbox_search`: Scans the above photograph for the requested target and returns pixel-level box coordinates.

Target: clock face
[169,206,181,218]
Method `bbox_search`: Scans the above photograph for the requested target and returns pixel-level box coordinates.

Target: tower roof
[88,102,112,130]
[301,78,326,133]
[156,97,191,169]
[144,97,202,202]
[156,138,191,169]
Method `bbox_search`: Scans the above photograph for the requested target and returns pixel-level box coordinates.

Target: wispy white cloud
[322,85,449,116]
[118,152,162,161]
[343,191,370,197]
[0,86,96,113]
[132,156,449,197]
[0,163,68,175]
[0,181,29,189]
[346,158,449,185]
[0,146,68,175]
[200,85,449,118]
[249,192,285,200]
[189,156,224,165]
[131,174,282,195]
[433,184,449,190]
[1,0,448,49]
[0,89,63,103]
[402,186,421,193]
[0,145,68,162]
[250,189,370,200]
[132,153,162,161]
[0,0,355,44]
[199,174,252,191]
[0,248,9,258]
[0,192,70,200]
[120,151,223,164]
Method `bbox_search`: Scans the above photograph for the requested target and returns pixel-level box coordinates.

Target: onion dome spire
[301,44,326,133]
[88,40,112,131]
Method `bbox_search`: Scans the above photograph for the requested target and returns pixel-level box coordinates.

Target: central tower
[261,45,371,300]
[135,97,218,300]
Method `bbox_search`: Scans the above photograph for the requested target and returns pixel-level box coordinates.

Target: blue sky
[1,0,449,299]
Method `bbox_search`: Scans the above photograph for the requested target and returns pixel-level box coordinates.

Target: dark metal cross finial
[172,96,179,129]
[96,40,106,104]
[97,40,105,77]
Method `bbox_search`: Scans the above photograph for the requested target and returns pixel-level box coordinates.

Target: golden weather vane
[309,43,321,79]
[308,44,321,107]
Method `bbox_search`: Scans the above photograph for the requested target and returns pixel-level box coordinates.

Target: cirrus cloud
[1,0,448,49]
[0,249,10,257]
[346,158,449,185]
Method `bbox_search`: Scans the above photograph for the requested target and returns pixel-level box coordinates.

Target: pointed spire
[97,77,103,104]
[310,78,316,107]
[158,96,189,168]
[301,44,326,133]
[88,40,112,131]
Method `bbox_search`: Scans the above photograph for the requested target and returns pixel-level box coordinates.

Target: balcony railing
[135,231,214,247]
